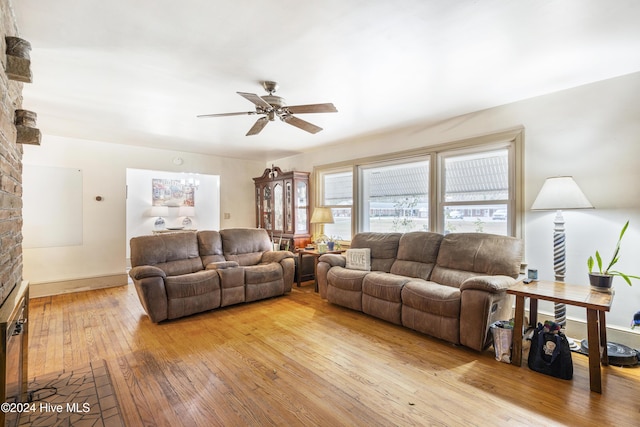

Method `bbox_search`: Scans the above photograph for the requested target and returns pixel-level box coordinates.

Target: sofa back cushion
[220,228,272,266]
[130,232,203,276]
[197,230,226,265]
[351,233,402,273]
[431,233,523,287]
[390,232,443,280]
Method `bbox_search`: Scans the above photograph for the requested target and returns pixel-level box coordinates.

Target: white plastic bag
[491,321,513,363]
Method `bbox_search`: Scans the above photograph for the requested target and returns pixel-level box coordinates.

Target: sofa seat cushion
[401,280,461,344]
[362,272,410,325]
[327,266,369,292]
[362,272,410,302]
[164,270,221,299]
[326,266,369,311]
[401,280,461,318]
[244,263,282,284]
[164,270,221,320]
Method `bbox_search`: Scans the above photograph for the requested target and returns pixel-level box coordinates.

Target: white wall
[125,168,220,260]
[269,71,640,334]
[22,135,263,285]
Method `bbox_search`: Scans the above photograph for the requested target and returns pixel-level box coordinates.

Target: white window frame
[314,165,354,243]
[356,156,430,233]
[436,142,516,236]
[313,128,524,240]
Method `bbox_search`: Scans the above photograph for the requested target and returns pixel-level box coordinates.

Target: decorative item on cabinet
[253,165,310,249]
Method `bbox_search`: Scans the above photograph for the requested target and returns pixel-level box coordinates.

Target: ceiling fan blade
[286,103,337,114]
[237,92,272,109]
[246,117,269,136]
[282,115,323,134]
[197,111,255,118]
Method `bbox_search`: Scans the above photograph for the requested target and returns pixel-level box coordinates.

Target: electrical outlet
[224,213,231,219]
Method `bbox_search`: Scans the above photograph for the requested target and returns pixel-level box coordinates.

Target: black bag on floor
[528,322,573,380]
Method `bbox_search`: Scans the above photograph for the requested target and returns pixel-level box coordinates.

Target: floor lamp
[531,176,594,328]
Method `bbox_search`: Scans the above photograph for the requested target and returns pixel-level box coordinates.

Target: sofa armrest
[130,274,168,323]
[205,261,240,270]
[261,250,295,264]
[459,275,516,351]
[460,275,516,294]
[130,265,166,280]
[318,253,346,268]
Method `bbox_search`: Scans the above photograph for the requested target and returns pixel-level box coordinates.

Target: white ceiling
[12,0,640,161]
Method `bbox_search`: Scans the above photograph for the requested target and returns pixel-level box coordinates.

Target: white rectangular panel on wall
[22,165,83,248]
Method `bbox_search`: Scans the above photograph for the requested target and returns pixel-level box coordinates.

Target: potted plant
[327,236,335,251]
[587,220,640,292]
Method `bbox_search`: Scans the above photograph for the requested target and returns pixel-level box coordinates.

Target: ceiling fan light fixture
[198,81,337,135]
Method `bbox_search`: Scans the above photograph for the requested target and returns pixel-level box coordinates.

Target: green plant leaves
[588,220,638,285]
[610,271,640,286]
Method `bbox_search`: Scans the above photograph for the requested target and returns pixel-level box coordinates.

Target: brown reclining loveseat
[129,228,295,323]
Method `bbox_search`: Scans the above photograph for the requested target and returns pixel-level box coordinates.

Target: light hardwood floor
[28,283,640,426]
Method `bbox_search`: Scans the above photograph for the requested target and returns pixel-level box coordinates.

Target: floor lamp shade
[531,176,593,210]
[531,176,593,327]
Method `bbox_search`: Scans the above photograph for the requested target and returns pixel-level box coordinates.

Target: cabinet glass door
[296,181,308,233]
[273,182,284,231]
[263,185,272,230]
[285,181,293,232]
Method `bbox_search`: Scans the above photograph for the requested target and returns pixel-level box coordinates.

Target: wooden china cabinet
[253,166,311,250]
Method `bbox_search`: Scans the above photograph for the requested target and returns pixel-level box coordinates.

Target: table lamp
[310,207,334,245]
[149,206,169,231]
[179,206,195,228]
[531,176,594,327]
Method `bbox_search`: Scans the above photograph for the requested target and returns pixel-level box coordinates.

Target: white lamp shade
[310,207,335,224]
[531,176,594,210]
[179,206,195,217]
[149,206,169,217]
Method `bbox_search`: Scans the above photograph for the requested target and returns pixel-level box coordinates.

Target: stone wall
[0,0,24,306]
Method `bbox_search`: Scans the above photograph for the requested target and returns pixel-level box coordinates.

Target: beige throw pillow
[345,248,371,271]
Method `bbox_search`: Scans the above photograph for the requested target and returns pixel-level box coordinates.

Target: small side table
[507,280,614,393]
[296,249,345,291]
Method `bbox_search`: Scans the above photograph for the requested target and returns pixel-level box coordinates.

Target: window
[439,147,512,236]
[358,158,429,233]
[314,129,523,239]
[319,169,353,240]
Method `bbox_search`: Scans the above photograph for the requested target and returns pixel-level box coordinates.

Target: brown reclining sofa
[316,232,523,351]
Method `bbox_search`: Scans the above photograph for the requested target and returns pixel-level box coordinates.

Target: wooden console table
[507,280,613,393]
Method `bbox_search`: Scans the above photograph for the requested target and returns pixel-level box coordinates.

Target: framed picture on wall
[152,179,196,207]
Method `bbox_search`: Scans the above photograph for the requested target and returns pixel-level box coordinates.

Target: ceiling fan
[197,81,337,136]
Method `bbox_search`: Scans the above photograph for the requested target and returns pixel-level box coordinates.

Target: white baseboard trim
[529,310,640,349]
[28,273,129,298]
